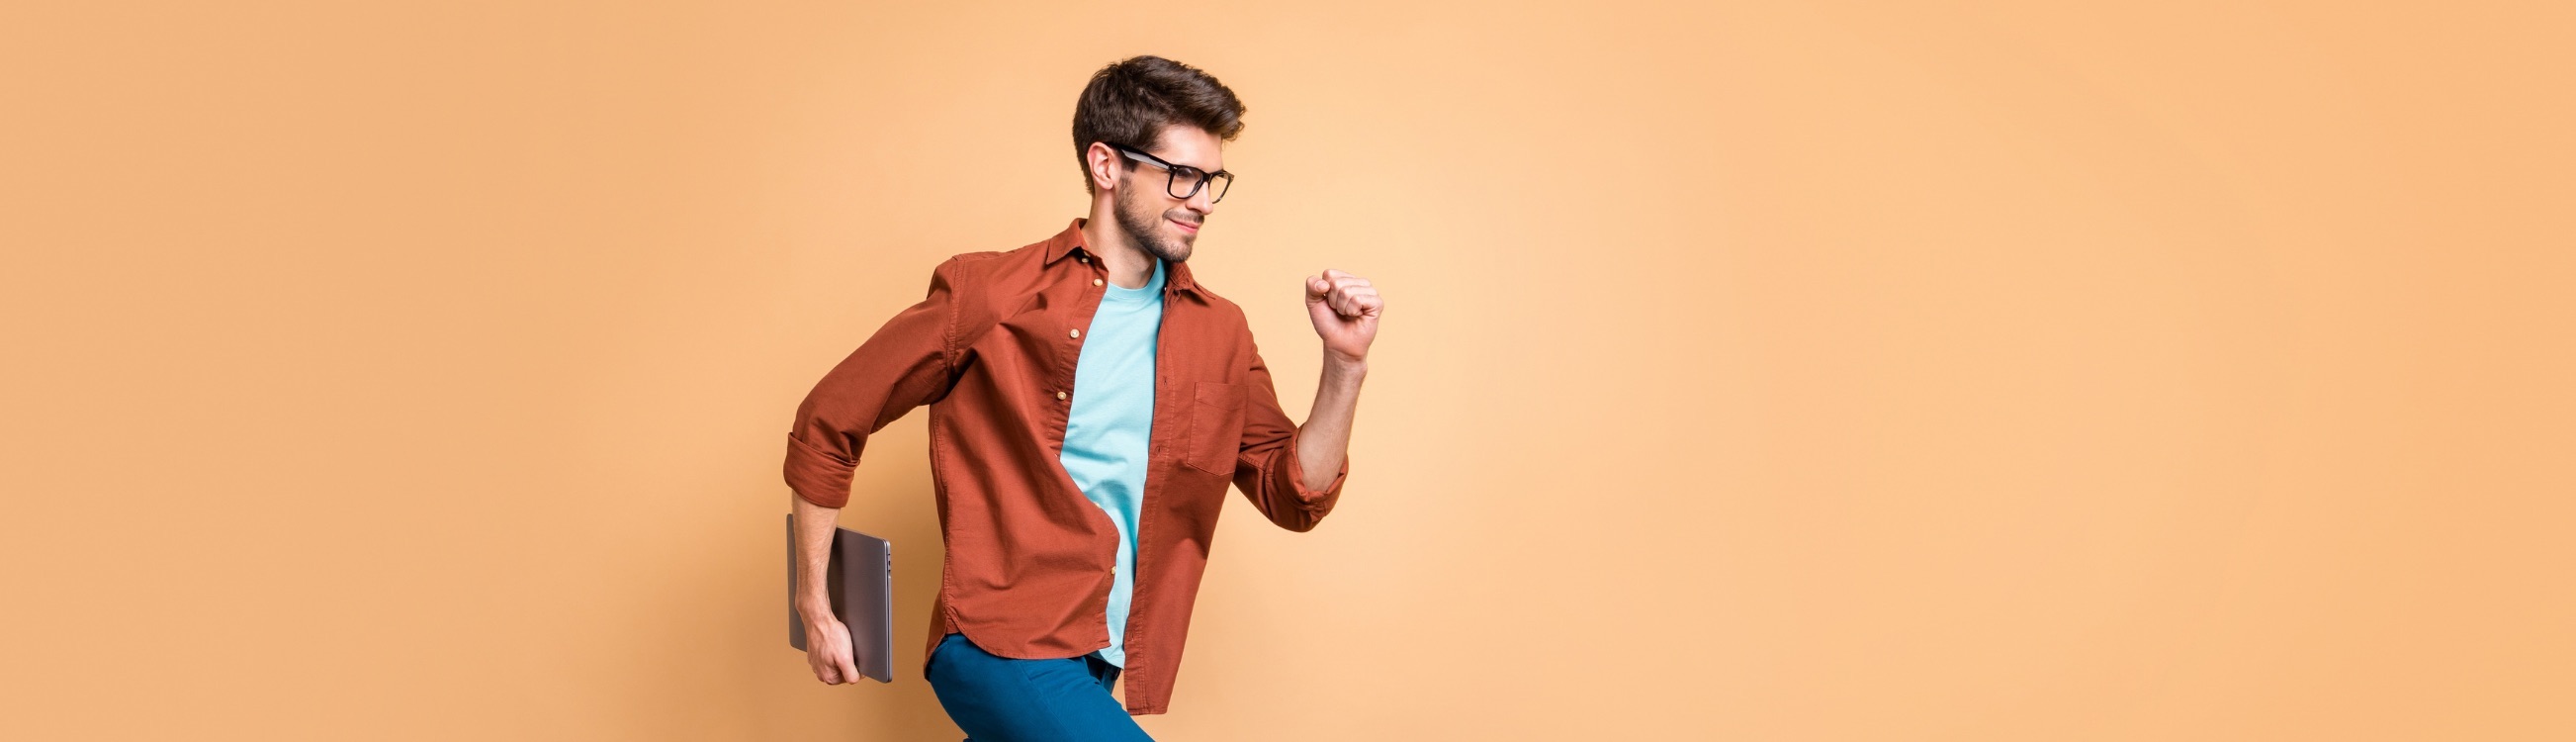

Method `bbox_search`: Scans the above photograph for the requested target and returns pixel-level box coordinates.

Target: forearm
[1293,355,1368,493]
[791,493,840,620]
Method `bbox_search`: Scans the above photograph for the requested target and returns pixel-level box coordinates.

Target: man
[781,55,1381,741]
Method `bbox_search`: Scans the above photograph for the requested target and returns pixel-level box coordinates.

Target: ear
[1086,141,1123,194]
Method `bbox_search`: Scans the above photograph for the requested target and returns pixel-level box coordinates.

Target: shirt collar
[1044,217,1199,294]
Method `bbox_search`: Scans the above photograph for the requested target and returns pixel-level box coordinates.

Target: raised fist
[1304,268,1381,364]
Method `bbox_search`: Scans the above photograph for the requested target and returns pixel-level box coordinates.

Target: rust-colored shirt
[782,218,1350,715]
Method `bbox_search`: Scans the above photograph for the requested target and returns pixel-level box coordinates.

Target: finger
[1321,268,1350,283]
[839,649,862,686]
[1334,287,1378,316]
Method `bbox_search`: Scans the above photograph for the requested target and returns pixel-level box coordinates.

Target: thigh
[926,633,1153,742]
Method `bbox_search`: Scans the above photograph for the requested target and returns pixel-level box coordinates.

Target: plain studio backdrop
[3,1,2569,740]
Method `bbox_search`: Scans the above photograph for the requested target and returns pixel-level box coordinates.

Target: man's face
[1110,126,1223,264]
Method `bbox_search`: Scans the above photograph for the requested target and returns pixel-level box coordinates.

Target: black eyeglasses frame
[1105,141,1233,203]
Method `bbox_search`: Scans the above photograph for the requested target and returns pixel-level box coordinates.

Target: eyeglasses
[1107,142,1234,203]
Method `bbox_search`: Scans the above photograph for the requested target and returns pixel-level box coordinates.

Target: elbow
[1271,504,1329,532]
[1278,479,1341,532]
[1225,435,1351,532]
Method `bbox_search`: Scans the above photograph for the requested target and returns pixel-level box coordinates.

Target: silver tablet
[786,513,894,683]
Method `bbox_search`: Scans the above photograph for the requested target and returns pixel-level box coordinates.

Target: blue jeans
[926,632,1155,742]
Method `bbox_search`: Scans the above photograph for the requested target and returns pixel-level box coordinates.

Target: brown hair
[1071,55,1247,195]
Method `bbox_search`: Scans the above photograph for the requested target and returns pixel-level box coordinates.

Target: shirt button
[1069,328,1081,339]
[1056,391,1069,401]
[1077,256,1089,264]
[1092,278,1104,287]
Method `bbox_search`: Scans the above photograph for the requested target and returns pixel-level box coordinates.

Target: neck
[1080,204,1158,290]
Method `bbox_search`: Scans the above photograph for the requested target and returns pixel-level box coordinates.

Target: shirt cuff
[783,431,856,509]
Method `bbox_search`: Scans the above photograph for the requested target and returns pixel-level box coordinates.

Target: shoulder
[1173,273,1262,364]
[916,239,1052,339]
[1188,280,1249,326]
[918,239,1041,300]
[930,247,1013,284]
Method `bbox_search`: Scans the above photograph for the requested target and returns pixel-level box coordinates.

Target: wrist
[795,593,834,619]
[1323,352,1369,375]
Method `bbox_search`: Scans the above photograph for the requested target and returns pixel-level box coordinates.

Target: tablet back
[786,513,894,683]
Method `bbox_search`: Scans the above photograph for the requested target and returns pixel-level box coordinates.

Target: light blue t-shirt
[1058,256,1164,668]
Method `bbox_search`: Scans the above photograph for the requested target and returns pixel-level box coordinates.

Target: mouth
[1168,217,1199,234]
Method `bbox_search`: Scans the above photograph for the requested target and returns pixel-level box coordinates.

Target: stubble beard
[1111,181,1194,265]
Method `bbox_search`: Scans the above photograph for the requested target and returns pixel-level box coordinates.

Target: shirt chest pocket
[1183,381,1247,476]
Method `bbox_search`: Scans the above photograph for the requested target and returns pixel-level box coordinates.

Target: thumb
[1306,275,1330,302]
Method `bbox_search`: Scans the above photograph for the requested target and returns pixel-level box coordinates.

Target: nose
[1185,182,1215,216]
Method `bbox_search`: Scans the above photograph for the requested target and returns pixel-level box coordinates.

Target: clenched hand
[1305,268,1382,364]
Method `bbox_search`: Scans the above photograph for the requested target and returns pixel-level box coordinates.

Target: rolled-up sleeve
[782,257,963,509]
[1230,345,1349,532]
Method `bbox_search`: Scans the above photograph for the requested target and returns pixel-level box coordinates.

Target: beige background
[5,1,2571,739]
